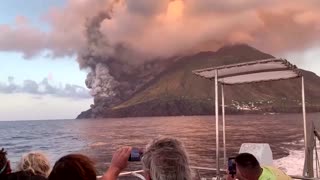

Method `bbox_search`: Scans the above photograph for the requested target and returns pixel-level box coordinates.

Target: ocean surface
[0,113,319,177]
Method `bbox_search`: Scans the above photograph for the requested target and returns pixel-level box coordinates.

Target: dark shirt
[0,174,7,180]
[0,171,47,180]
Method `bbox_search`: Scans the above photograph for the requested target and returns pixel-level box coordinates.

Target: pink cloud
[0,18,48,58]
[0,0,319,60]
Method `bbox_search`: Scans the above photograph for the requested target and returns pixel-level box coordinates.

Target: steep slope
[78,44,320,118]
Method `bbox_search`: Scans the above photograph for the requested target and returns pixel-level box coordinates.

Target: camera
[128,148,143,161]
[228,157,236,178]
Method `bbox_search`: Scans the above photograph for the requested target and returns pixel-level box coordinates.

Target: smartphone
[128,148,142,161]
[228,157,236,178]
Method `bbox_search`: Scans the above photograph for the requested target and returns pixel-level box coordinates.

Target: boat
[99,58,320,180]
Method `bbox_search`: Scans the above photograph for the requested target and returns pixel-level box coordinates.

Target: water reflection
[1,113,318,176]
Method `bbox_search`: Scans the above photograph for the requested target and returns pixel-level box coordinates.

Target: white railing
[97,170,145,179]
[97,166,320,180]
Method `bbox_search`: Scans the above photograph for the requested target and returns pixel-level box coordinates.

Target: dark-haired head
[0,148,11,176]
[235,153,262,180]
[48,154,96,180]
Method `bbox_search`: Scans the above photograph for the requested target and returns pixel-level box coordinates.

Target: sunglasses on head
[0,161,8,174]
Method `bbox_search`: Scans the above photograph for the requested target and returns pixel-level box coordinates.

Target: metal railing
[97,166,320,180]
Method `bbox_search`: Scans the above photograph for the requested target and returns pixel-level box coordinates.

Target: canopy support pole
[302,76,313,177]
[215,69,220,178]
[302,76,307,160]
[222,84,226,167]
[302,76,308,176]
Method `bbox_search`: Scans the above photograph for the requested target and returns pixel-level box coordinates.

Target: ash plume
[78,5,165,111]
[76,0,320,114]
[78,10,118,108]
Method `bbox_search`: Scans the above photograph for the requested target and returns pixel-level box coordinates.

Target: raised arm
[102,147,132,180]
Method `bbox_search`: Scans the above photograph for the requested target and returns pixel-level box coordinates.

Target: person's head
[17,151,51,177]
[142,136,191,180]
[235,153,262,180]
[48,154,96,180]
[0,148,11,176]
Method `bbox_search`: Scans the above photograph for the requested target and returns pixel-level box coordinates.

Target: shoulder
[261,166,291,180]
[5,171,47,180]
[31,176,47,180]
[259,167,276,180]
[5,171,28,180]
[0,174,9,180]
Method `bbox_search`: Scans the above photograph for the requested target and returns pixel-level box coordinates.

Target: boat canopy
[192,58,310,178]
[192,58,301,85]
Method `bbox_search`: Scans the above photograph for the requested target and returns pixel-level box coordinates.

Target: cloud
[2,0,319,108]
[98,0,320,59]
[0,17,48,58]
[0,77,91,99]
[0,0,320,59]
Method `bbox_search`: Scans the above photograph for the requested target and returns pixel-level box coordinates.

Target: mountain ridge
[77,44,320,118]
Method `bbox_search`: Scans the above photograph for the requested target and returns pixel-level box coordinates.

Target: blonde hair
[17,152,50,177]
[142,136,192,180]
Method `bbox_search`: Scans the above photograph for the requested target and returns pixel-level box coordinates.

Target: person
[5,151,50,180]
[48,154,96,180]
[227,153,291,180]
[0,148,12,178]
[103,136,192,180]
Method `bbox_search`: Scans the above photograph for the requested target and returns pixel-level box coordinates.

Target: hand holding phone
[228,157,236,178]
[128,148,143,161]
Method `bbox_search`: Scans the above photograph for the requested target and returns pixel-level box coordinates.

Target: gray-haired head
[17,151,51,177]
[142,136,192,180]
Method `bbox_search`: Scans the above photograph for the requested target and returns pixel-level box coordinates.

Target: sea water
[1,113,319,176]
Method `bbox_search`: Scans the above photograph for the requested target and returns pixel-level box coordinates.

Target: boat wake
[274,139,320,176]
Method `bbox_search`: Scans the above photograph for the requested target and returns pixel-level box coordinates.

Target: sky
[0,0,92,121]
[0,0,319,121]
